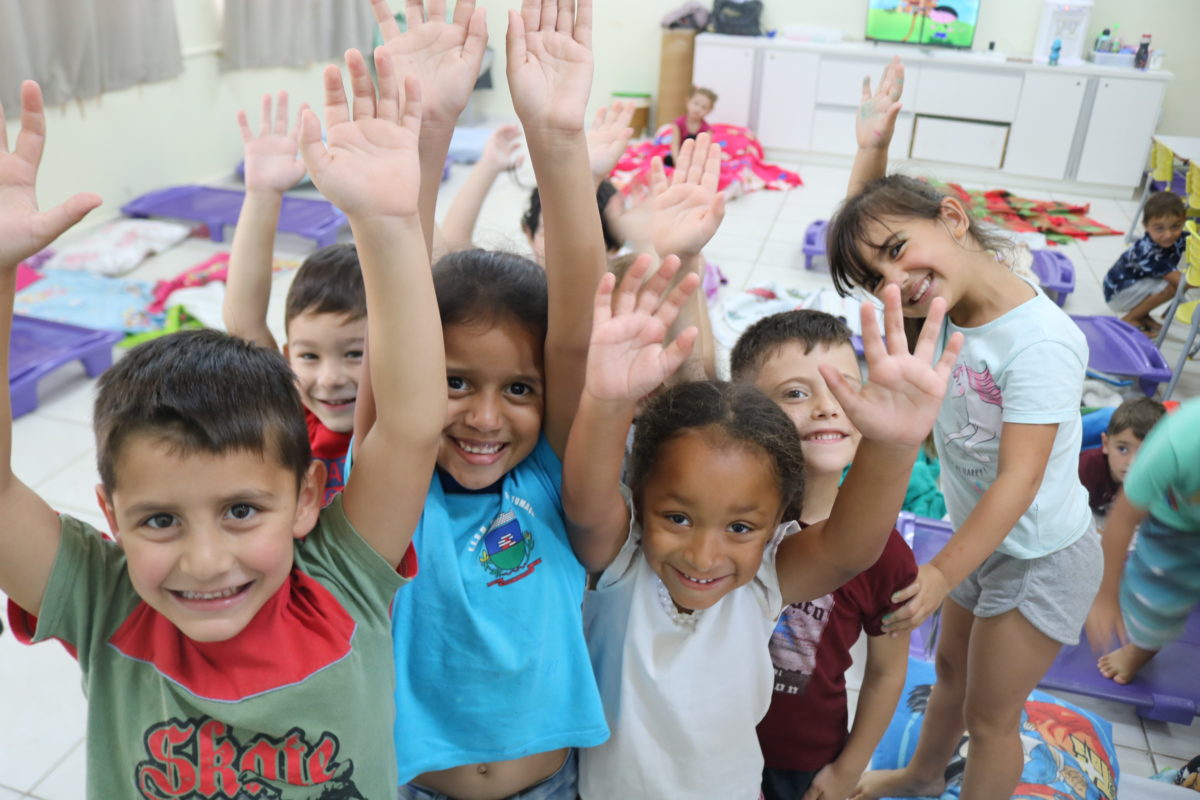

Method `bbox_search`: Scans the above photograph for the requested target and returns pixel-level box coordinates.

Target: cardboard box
[657,29,698,134]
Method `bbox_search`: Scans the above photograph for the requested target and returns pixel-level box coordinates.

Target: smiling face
[1145,214,1185,249]
[639,428,784,613]
[440,318,545,489]
[752,342,863,477]
[284,311,365,433]
[1101,428,1143,484]
[97,434,321,643]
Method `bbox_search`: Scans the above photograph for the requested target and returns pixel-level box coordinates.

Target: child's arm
[507,0,608,455]
[299,49,444,567]
[777,287,962,606]
[563,256,699,571]
[881,422,1060,633]
[1085,489,1145,650]
[223,92,308,349]
[649,134,725,380]
[373,0,488,257]
[587,100,634,187]
[810,632,910,800]
[438,124,524,254]
[0,81,102,614]
[847,56,904,198]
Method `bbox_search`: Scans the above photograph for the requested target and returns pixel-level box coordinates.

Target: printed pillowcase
[872,658,1119,800]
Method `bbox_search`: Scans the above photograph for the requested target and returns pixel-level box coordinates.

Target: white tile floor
[2,156,1197,796]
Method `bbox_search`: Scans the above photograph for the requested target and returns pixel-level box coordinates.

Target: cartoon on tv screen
[866,0,981,48]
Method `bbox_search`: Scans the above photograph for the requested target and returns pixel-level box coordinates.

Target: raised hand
[237,91,308,194]
[479,123,525,173]
[649,133,725,259]
[372,0,487,130]
[587,100,634,183]
[856,56,904,151]
[299,48,422,221]
[822,284,962,447]
[0,81,101,270]
[506,0,594,137]
[586,254,700,403]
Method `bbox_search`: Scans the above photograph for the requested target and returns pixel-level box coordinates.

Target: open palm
[586,255,699,403]
[0,82,100,268]
[373,0,488,129]
[506,0,594,136]
[587,101,634,182]
[300,49,422,221]
[824,284,962,447]
[856,56,905,151]
[650,133,725,258]
[238,92,307,193]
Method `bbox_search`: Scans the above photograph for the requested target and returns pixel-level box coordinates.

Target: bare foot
[1097,643,1157,684]
[853,768,946,799]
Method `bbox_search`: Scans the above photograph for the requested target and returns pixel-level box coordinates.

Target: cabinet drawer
[911,116,1009,168]
[816,58,921,108]
[811,108,914,158]
[914,67,1022,122]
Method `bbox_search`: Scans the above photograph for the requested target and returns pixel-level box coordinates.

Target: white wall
[7,0,1196,219]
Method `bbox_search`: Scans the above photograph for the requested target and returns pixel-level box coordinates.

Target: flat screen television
[865,0,980,49]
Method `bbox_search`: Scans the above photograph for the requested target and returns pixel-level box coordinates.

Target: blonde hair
[689,86,718,106]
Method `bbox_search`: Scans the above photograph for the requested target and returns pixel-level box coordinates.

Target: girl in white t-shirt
[562,254,961,799]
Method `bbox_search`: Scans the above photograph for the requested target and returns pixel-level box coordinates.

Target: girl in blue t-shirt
[352,1,614,797]
[825,58,1102,800]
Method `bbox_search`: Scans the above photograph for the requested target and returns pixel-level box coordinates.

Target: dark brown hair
[94,330,312,492]
[1143,191,1186,225]
[730,310,855,382]
[1107,396,1166,440]
[826,174,1008,297]
[284,243,365,333]
[522,181,624,254]
[630,381,806,521]
[433,248,548,345]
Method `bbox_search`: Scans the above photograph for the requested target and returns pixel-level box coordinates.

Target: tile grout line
[22,736,84,799]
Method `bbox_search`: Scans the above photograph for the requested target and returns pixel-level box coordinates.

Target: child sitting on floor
[564,251,960,798]
[731,310,917,800]
[1078,396,1165,517]
[1103,191,1189,336]
[222,91,364,503]
[666,85,717,168]
[1,49,442,797]
[1087,398,1198,687]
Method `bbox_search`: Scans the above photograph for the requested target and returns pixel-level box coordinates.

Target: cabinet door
[1076,78,1166,187]
[1004,73,1087,179]
[756,50,820,150]
[812,108,914,158]
[692,40,757,129]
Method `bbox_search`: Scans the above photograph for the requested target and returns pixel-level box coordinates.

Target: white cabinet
[912,117,1009,168]
[914,67,1023,122]
[1076,77,1167,187]
[1004,73,1088,179]
[756,50,820,150]
[692,38,757,129]
[812,108,914,157]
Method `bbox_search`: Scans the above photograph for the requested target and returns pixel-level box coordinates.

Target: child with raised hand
[1085,399,1199,687]
[439,123,524,253]
[364,1,611,797]
[565,252,961,798]
[828,58,1102,800]
[223,91,363,504]
[2,49,444,797]
[730,310,916,800]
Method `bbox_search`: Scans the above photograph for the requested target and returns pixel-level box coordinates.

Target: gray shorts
[1106,276,1170,313]
[949,527,1103,645]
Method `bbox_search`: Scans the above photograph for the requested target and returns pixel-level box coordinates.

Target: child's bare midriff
[413,749,569,800]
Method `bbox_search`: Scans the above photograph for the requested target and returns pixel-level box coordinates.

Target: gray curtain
[0,0,183,109]
[221,0,376,71]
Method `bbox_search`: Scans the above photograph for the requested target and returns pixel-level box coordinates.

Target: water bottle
[1135,34,1151,70]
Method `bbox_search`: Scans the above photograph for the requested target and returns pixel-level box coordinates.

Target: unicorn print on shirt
[944,364,1003,463]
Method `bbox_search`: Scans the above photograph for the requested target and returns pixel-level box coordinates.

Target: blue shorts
[1121,514,1200,651]
[399,750,577,800]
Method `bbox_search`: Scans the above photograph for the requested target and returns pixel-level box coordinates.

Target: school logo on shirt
[135,716,363,798]
[479,510,541,587]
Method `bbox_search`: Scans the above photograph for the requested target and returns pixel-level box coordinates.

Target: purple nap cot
[122,185,347,249]
[897,512,1200,724]
[1071,315,1173,396]
[1030,249,1076,307]
[8,316,123,419]
[802,219,829,271]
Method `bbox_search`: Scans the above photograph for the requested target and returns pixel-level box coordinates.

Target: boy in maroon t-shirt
[733,310,917,800]
[1078,397,1165,518]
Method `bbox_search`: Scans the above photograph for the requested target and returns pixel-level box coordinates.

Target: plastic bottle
[1049,38,1062,66]
[1109,24,1121,52]
[1135,33,1151,69]
[1094,27,1110,52]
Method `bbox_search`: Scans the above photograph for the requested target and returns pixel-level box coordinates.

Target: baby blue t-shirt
[390,436,608,783]
[935,285,1092,559]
